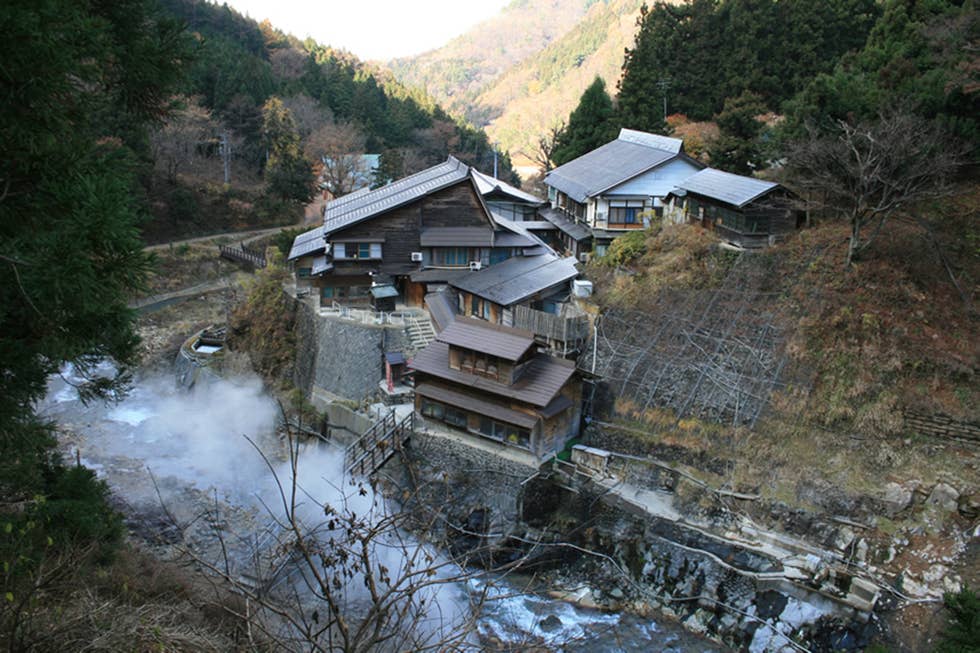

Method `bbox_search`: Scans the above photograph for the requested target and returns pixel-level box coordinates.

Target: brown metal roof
[409,341,576,407]
[436,317,534,361]
[415,382,539,429]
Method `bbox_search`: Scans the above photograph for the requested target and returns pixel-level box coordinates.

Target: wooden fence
[513,304,589,345]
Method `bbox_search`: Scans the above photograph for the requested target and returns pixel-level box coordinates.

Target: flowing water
[40,365,723,652]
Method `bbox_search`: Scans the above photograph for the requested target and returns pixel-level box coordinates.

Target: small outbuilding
[666,168,803,248]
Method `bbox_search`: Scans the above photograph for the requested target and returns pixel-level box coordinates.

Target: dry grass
[2,545,262,652]
[585,187,980,519]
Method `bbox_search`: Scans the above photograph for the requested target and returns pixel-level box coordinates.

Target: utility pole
[656,77,672,122]
[492,142,499,179]
[220,130,231,184]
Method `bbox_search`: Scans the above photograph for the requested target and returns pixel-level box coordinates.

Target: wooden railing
[219,243,267,268]
[513,304,589,354]
[344,411,414,477]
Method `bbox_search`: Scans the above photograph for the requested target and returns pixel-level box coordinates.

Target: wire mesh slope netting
[584,254,793,427]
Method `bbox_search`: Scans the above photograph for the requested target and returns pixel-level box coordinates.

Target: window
[482,301,491,320]
[477,417,530,449]
[609,200,645,225]
[334,242,381,260]
[489,248,511,264]
[470,297,481,317]
[321,286,334,299]
[420,399,468,429]
[297,267,312,278]
[436,247,470,266]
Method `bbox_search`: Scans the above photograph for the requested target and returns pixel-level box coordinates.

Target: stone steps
[406,316,436,350]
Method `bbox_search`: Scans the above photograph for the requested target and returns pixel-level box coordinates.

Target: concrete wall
[294,299,412,403]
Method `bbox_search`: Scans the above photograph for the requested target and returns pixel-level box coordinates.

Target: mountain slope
[388,0,590,122]
[388,0,647,172]
[479,0,645,164]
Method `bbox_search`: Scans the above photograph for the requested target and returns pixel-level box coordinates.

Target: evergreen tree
[783,0,979,150]
[0,0,188,547]
[261,97,315,202]
[708,91,767,174]
[617,0,880,123]
[552,77,620,166]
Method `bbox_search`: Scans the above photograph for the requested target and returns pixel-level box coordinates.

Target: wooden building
[542,128,705,259]
[410,318,581,461]
[665,168,803,249]
[288,157,541,307]
[450,253,579,327]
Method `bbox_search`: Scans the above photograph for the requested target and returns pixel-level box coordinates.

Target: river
[40,364,723,652]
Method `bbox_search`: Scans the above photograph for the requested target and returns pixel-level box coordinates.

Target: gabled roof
[322,156,472,235]
[544,128,690,203]
[451,254,579,307]
[288,225,326,260]
[410,341,576,407]
[437,317,535,361]
[472,169,546,205]
[675,168,780,209]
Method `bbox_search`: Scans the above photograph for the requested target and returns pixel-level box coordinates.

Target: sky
[222,0,512,61]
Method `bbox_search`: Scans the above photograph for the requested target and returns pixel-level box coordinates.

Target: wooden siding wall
[329,181,492,276]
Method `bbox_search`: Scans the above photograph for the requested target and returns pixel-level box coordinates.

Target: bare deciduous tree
[306,121,370,198]
[283,93,333,141]
[150,97,218,184]
[786,112,962,266]
[158,423,523,653]
[528,121,565,173]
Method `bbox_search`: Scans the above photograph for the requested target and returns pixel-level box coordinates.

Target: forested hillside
[388,0,591,120]
[388,0,647,170]
[143,0,516,241]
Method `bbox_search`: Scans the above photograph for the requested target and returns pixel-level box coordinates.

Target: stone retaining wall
[904,411,980,445]
[293,299,411,403]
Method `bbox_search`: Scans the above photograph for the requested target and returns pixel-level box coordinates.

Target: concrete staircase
[406,314,436,350]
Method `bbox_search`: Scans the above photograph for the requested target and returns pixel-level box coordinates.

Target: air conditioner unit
[468,261,483,271]
[596,212,606,222]
[578,252,591,263]
[410,252,423,262]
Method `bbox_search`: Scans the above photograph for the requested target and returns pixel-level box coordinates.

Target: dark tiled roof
[323,157,470,235]
[311,255,333,275]
[492,216,549,250]
[424,291,457,332]
[537,208,593,242]
[539,394,574,419]
[437,317,534,361]
[288,226,325,260]
[415,382,539,429]
[385,351,407,366]
[544,128,684,203]
[420,227,493,247]
[450,254,578,306]
[410,341,576,407]
[471,169,546,205]
[675,168,780,208]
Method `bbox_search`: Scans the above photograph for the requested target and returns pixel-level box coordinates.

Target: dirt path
[129,274,244,311]
[144,194,325,252]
